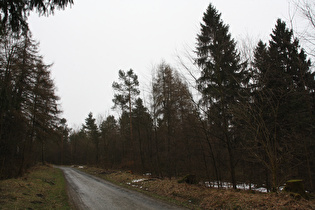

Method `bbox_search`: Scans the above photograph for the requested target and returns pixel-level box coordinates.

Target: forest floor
[80,166,315,209]
[0,164,70,210]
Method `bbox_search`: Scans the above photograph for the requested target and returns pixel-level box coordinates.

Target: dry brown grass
[81,166,315,209]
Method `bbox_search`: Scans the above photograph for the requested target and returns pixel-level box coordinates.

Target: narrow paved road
[57,166,184,210]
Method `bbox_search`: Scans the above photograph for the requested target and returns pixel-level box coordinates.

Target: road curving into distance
[57,166,185,210]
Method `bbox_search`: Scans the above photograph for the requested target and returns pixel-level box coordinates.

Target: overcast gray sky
[28,0,294,128]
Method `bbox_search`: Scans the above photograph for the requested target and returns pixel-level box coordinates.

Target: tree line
[0,2,314,193]
[0,30,65,178]
[56,4,314,192]
[0,0,73,179]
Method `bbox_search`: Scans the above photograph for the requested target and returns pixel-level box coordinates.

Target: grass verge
[79,166,315,209]
[0,164,70,210]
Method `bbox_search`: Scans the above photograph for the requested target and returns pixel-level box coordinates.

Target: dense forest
[0,2,314,193]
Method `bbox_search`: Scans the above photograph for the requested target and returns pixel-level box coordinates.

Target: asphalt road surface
[57,166,185,210]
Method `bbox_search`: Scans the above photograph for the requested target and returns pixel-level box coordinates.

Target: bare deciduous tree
[290,0,315,59]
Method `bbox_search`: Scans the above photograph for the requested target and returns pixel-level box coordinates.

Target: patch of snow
[236,183,257,190]
[205,181,210,188]
[255,187,268,193]
[78,166,84,169]
[205,181,269,193]
[132,178,147,183]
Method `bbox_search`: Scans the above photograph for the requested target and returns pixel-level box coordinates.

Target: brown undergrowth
[80,166,315,209]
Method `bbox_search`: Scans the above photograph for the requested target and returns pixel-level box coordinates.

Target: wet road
[57,166,184,210]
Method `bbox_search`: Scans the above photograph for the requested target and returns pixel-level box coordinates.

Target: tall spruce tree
[195,3,247,189]
[132,98,152,172]
[99,115,119,167]
[84,112,100,165]
[251,19,315,191]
